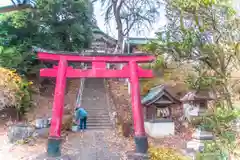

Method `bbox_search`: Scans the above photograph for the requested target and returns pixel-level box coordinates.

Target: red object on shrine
[38,52,154,155]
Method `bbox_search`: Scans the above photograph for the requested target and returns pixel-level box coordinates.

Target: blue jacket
[75,108,88,120]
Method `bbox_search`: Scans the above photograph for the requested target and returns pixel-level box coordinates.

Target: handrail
[75,64,87,108]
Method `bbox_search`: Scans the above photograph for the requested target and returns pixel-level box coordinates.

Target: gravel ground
[0,129,133,160]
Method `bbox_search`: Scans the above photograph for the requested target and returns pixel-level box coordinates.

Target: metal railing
[75,64,87,108]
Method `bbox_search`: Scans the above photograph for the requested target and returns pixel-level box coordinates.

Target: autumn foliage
[0,67,31,115]
[148,146,189,160]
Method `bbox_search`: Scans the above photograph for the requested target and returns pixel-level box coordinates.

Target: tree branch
[123,17,137,36]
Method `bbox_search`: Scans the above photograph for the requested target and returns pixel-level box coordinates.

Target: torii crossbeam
[37,51,155,158]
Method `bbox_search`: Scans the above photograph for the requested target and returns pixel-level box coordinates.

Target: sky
[0,0,166,38]
[93,1,166,38]
[0,0,239,38]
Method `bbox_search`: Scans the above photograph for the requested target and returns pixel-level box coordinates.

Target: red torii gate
[37,52,155,158]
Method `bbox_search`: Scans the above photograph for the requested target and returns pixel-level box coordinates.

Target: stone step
[87,113,109,116]
[84,107,109,109]
[88,121,111,124]
[86,111,109,114]
[88,116,109,119]
[87,122,112,126]
[73,125,113,130]
[88,122,111,125]
[87,111,109,114]
[87,112,109,115]
[85,107,108,109]
[87,115,110,119]
[84,108,109,111]
[87,123,112,127]
[87,119,111,123]
[88,116,110,119]
[81,101,107,105]
[87,117,110,121]
[87,125,112,129]
[88,117,110,120]
[88,119,111,123]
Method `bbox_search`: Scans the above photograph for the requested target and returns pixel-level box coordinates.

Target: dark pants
[79,117,87,130]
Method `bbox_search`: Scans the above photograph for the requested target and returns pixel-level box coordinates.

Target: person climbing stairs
[80,78,112,129]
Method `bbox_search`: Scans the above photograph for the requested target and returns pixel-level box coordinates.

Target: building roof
[141,85,180,106]
[180,91,215,102]
[126,37,156,45]
[92,28,117,43]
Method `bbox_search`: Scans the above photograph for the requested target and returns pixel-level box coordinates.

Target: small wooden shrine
[181,90,215,119]
[141,85,181,120]
[181,90,214,107]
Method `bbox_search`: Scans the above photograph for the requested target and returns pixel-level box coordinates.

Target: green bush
[0,45,39,75]
[198,106,240,159]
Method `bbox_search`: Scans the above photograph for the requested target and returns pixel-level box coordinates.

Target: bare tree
[96,0,160,52]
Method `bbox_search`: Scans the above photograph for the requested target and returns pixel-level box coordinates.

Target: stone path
[62,130,125,160]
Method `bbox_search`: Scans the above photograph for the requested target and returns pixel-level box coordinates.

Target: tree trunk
[117,29,124,53]
[222,83,233,109]
[113,0,124,54]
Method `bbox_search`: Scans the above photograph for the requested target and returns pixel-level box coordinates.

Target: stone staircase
[82,37,114,55]
[81,78,112,129]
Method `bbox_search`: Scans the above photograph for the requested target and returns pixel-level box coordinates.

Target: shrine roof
[180,90,215,102]
[126,37,156,45]
[141,85,180,106]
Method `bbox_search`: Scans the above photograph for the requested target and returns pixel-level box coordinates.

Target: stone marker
[35,118,51,129]
[231,118,240,132]
[192,129,214,140]
[8,123,35,143]
[186,139,204,152]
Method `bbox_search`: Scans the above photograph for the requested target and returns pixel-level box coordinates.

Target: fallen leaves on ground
[107,79,194,151]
